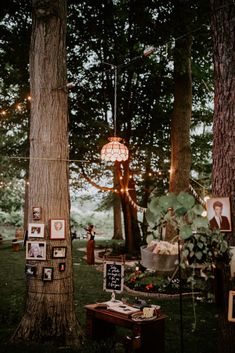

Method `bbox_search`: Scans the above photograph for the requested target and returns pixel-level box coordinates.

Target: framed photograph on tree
[32,206,42,221]
[228,290,235,322]
[50,219,66,240]
[59,262,66,272]
[206,197,232,232]
[25,264,37,277]
[26,241,46,260]
[28,223,45,238]
[42,267,54,282]
[52,246,67,259]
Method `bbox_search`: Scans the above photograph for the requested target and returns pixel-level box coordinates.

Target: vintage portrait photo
[42,267,54,282]
[25,264,37,277]
[207,197,232,232]
[28,223,45,238]
[52,246,67,259]
[32,206,42,221]
[59,262,66,272]
[50,219,66,240]
[26,241,46,260]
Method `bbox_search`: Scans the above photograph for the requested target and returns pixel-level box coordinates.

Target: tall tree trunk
[112,162,123,240]
[11,0,82,347]
[140,160,152,244]
[113,195,123,240]
[117,161,141,254]
[23,173,29,233]
[169,0,192,193]
[210,1,235,351]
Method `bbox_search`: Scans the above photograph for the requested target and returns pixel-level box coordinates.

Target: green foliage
[0,210,23,227]
[146,191,230,267]
[0,1,213,222]
[146,191,208,238]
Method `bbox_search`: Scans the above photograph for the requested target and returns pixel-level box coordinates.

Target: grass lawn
[0,239,219,353]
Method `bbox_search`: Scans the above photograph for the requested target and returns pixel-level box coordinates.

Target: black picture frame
[42,267,54,282]
[59,262,66,272]
[25,264,37,277]
[52,246,67,259]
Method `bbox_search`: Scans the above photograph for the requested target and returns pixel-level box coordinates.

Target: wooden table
[85,303,167,353]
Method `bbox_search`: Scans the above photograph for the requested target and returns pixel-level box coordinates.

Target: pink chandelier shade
[101,137,129,162]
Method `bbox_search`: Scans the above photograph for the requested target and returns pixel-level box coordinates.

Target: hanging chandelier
[101,136,129,162]
[100,64,129,162]
[100,48,156,162]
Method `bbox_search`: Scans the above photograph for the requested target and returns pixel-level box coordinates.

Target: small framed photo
[26,241,46,260]
[42,267,54,282]
[59,262,66,272]
[28,223,45,238]
[207,197,232,232]
[52,246,67,259]
[25,264,37,277]
[228,290,235,322]
[50,219,66,240]
[32,207,42,221]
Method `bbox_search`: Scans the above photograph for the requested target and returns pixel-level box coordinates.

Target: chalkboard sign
[103,261,124,293]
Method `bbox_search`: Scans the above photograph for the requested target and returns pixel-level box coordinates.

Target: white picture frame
[50,219,66,240]
[207,197,232,232]
[28,223,45,238]
[26,241,46,260]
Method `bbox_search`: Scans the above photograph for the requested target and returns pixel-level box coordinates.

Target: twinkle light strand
[188,184,207,209]
[0,96,31,117]
[125,189,147,213]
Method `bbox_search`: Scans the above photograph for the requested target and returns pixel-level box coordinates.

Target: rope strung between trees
[1,155,208,211]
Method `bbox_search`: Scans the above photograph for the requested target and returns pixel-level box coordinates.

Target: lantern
[101,137,129,162]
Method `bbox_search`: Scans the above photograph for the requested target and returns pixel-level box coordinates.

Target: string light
[0,93,31,118]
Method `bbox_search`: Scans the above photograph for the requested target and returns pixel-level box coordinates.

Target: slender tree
[169,0,192,193]
[210,1,235,352]
[112,162,123,240]
[11,0,83,346]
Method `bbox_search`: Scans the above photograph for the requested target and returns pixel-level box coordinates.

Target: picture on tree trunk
[26,241,46,260]
[25,264,37,277]
[206,197,232,232]
[32,206,42,221]
[59,262,66,272]
[52,246,67,258]
[42,267,54,282]
[50,219,66,239]
[28,223,45,238]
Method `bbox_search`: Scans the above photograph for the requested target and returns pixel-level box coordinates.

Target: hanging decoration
[100,136,128,162]
[100,64,129,162]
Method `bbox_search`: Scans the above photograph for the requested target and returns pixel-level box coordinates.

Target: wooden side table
[85,304,167,353]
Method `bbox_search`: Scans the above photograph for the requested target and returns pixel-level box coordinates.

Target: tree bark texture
[211,0,235,231]
[169,0,192,194]
[210,1,235,351]
[112,162,123,240]
[11,0,83,347]
[117,161,141,254]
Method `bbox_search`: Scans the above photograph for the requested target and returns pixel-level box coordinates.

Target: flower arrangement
[147,240,178,255]
[124,265,205,294]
